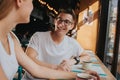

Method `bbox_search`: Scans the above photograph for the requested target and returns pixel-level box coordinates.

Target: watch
[74,57,80,65]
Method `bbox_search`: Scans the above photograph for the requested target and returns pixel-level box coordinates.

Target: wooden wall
[76,0,100,53]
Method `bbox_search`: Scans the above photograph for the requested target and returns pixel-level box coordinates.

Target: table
[71,51,116,80]
[50,51,116,80]
[84,51,116,80]
[94,54,116,80]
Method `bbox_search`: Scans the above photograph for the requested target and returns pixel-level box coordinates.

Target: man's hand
[56,59,76,72]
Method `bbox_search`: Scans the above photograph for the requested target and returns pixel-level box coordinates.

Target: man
[23,8,92,80]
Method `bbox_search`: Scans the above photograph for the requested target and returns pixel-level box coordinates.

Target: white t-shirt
[0,33,19,80]
[22,31,84,80]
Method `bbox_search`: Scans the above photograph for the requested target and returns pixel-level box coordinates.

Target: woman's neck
[0,18,15,40]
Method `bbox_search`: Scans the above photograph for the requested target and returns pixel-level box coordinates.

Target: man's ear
[54,18,58,27]
[16,0,23,7]
[54,18,58,31]
[69,24,75,30]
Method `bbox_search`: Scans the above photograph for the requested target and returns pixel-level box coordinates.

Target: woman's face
[18,0,33,23]
[54,13,74,36]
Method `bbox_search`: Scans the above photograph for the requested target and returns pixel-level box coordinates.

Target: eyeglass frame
[55,17,74,26]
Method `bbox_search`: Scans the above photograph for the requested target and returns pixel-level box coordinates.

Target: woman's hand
[85,70,100,80]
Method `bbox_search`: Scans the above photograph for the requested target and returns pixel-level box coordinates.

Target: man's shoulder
[33,31,50,37]
[66,36,76,42]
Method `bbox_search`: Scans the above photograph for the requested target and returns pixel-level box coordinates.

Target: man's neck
[51,31,64,45]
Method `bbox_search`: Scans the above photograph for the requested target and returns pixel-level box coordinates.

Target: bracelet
[74,57,80,65]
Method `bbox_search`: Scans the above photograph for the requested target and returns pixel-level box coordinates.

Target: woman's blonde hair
[0,0,15,20]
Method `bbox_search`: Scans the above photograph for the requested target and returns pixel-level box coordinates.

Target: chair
[13,66,23,80]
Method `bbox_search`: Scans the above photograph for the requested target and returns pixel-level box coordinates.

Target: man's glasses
[56,17,73,26]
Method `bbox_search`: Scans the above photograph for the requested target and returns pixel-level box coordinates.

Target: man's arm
[59,51,91,71]
[78,51,91,63]
[26,47,58,69]
[26,47,76,72]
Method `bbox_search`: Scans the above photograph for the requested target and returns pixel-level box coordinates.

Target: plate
[77,73,93,79]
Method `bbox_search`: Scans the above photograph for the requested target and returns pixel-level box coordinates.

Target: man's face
[54,12,74,36]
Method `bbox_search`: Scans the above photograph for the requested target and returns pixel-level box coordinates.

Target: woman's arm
[12,33,76,79]
[17,48,76,79]
[0,65,8,80]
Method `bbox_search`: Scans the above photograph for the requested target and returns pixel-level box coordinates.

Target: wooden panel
[76,0,100,53]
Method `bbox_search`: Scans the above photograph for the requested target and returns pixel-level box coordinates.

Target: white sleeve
[28,32,40,51]
[76,43,84,56]
[72,39,84,56]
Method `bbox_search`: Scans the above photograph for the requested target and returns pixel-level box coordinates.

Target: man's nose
[60,21,66,25]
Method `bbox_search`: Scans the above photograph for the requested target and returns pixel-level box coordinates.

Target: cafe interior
[13,0,120,80]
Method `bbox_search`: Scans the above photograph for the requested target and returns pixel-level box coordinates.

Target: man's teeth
[57,27,65,30]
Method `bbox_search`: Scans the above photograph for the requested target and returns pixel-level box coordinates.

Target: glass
[56,17,73,26]
[103,0,118,76]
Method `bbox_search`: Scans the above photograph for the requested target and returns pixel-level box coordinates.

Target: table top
[94,55,115,80]
[71,51,116,80]
[50,51,116,80]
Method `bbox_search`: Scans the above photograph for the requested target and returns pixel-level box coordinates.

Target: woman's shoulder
[10,31,20,43]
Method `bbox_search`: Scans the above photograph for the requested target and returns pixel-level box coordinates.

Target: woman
[0,0,100,80]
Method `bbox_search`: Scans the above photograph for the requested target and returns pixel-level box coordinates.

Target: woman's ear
[16,0,23,7]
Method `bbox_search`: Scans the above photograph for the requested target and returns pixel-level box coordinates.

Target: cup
[76,73,95,80]
[82,61,92,69]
